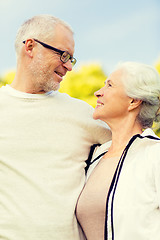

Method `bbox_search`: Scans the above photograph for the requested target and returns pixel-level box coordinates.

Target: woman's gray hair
[115,61,160,129]
[15,14,73,57]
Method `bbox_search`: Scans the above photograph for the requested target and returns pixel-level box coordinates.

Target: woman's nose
[94,89,104,97]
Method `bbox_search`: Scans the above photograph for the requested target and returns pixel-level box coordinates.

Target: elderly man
[0,15,111,240]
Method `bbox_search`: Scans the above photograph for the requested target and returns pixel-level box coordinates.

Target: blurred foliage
[59,63,106,107]
[153,122,160,137]
[155,61,160,74]
[0,71,15,87]
[152,60,160,137]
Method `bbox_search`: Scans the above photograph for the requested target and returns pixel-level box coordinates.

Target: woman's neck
[106,118,142,157]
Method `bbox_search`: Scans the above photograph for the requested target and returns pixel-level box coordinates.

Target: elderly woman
[76,62,160,240]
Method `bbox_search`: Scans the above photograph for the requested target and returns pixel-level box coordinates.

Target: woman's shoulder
[141,128,160,141]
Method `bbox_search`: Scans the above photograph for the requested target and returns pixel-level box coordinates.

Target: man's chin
[44,82,60,92]
[52,84,60,91]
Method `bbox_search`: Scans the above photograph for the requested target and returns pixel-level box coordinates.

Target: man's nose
[63,60,73,71]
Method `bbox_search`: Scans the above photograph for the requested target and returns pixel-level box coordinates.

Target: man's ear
[23,39,35,57]
[128,98,142,111]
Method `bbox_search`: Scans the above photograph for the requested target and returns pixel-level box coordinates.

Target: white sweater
[87,128,160,240]
[0,85,111,240]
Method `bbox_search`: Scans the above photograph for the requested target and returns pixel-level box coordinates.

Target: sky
[0,0,159,76]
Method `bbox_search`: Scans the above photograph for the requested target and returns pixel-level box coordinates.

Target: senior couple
[0,14,160,240]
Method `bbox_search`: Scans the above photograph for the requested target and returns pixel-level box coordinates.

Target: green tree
[155,61,160,74]
[0,71,15,87]
[150,60,160,136]
[60,63,107,107]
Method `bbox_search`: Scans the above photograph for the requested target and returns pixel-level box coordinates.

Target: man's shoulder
[55,91,94,110]
[0,85,7,92]
[0,85,9,97]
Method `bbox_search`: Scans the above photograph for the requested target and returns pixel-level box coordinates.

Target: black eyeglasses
[23,39,77,67]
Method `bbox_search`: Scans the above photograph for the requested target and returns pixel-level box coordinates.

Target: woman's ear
[128,98,142,111]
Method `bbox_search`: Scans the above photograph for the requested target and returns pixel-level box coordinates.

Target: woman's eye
[104,81,112,87]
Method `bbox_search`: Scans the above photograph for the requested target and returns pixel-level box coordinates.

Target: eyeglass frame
[22,39,77,66]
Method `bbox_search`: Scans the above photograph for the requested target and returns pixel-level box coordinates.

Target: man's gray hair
[115,61,160,128]
[15,14,73,57]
